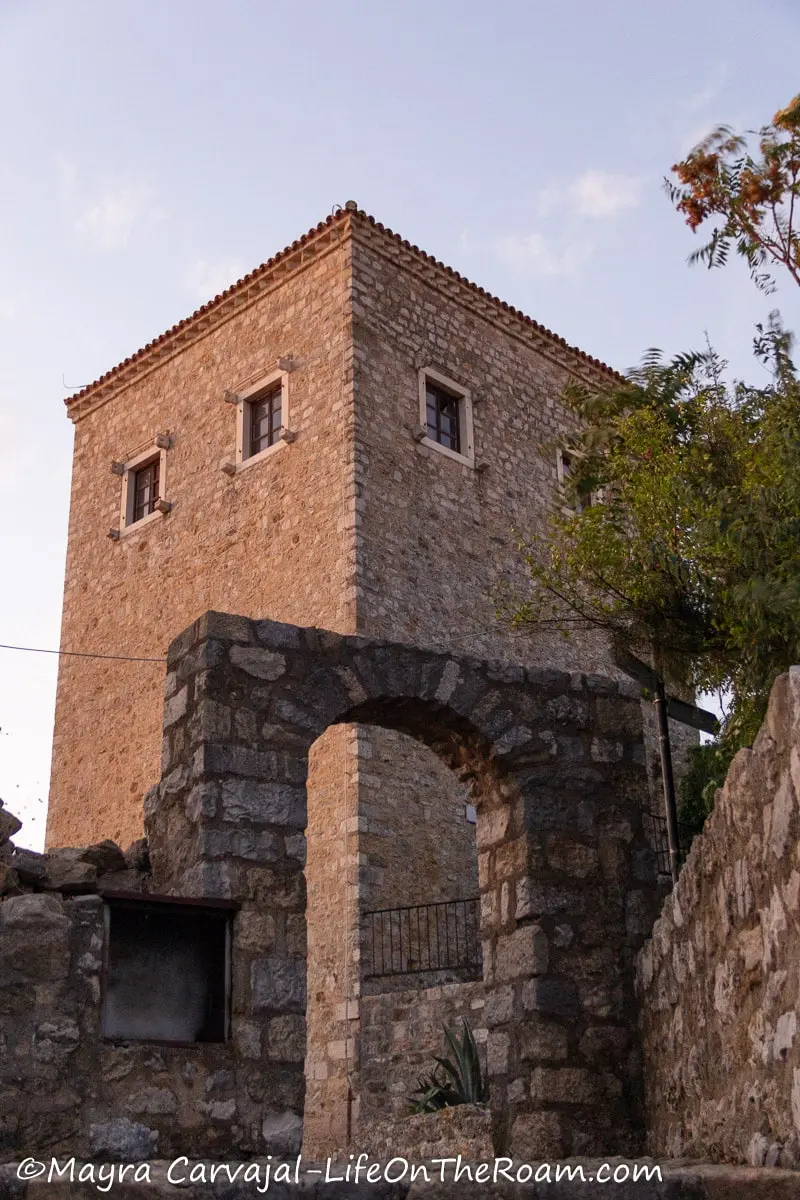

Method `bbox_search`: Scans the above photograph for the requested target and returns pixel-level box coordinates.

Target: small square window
[101,897,232,1044]
[417,369,474,465]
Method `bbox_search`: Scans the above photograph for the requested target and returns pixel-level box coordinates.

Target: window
[248,381,282,459]
[557,449,592,512]
[232,368,292,472]
[417,368,475,465]
[115,440,171,536]
[132,458,160,523]
[426,380,461,453]
[101,896,233,1044]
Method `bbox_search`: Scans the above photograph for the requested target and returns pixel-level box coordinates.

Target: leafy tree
[507,321,800,833]
[508,91,800,837]
[667,94,800,293]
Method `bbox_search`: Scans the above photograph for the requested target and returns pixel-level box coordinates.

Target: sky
[0,0,798,851]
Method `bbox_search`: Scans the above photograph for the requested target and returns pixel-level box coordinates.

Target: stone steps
[0,1161,796,1199]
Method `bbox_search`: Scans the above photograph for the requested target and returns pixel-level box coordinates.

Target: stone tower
[47,203,622,1149]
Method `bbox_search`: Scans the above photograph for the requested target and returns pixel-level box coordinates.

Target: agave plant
[409,1018,488,1113]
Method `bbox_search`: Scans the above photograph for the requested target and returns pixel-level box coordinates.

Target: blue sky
[1,0,798,849]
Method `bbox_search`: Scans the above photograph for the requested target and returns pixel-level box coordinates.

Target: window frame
[236,368,290,472]
[556,447,594,513]
[119,443,169,535]
[417,368,475,467]
[100,893,235,1047]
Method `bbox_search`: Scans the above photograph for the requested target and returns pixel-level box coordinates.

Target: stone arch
[147,612,659,1159]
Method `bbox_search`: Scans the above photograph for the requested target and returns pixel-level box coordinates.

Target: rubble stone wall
[0,814,303,1161]
[358,981,486,1124]
[4,613,659,1162]
[635,669,800,1168]
[357,727,477,915]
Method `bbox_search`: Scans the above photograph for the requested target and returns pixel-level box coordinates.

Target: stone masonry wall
[48,229,354,852]
[148,612,660,1160]
[359,981,486,1124]
[0,806,304,1161]
[635,669,800,1168]
[349,220,616,675]
[357,727,477,915]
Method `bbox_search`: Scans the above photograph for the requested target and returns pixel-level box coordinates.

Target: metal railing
[643,809,687,877]
[363,897,481,979]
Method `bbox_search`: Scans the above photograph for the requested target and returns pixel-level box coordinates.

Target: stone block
[494,925,549,981]
[0,806,22,845]
[220,778,306,828]
[0,891,69,929]
[254,619,304,650]
[194,743,278,781]
[163,685,188,728]
[530,1066,597,1105]
[199,827,280,861]
[0,864,21,896]
[486,1029,509,1075]
[44,849,98,893]
[79,840,128,875]
[521,976,579,1019]
[509,1109,567,1158]
[89,1117,158,1161]
[267,1014,306,1062]
[10,847,47,885]
[483,984,515,1027]
[230,645,287,680]
[251,956,306,1013]
[515,877,586,920]
[545,835,600,878]
[520,1020,569,1062]
[261,1110,302,1154]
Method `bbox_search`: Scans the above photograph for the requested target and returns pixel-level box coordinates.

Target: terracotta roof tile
[65,206,621,411]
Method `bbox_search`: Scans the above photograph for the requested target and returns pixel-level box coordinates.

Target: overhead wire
[0,643,165,663]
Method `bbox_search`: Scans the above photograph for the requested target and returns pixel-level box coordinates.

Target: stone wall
[48,223,355,852]
[349,219,616,676]
[357,727,477,915]
[359,982,486,1124]
[149,612,659,1160]
[48,207,629,856]
[635,669,800,1168]
[0,807,304,1161]
[7,612,661,1163]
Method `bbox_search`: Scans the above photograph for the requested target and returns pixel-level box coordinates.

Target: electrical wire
[0,643,165,663]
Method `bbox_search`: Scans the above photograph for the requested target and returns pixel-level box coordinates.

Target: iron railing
[363,897,481,979]
[643,809,688,877]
